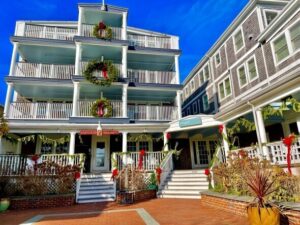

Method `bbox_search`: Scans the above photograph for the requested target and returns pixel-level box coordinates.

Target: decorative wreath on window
[93,21,112,40]
[91,98,113,118]
[83,60,118,86]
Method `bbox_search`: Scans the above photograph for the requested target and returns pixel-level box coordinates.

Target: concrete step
[169,173,207,178]
[80,185,114,191]
[172,170,205,174]
[162,185,208,190]
[164,181,208,186]
[157,194,201,199]
[77,198,115,203]
[167,177,207,182]
[78,193,115,199]
[82,174,112,179]
[80,179,113,184]
[79,189,114,195]
[158,189,202,195]
[80,181,114,187]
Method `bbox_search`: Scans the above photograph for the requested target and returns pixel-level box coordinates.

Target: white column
[122,46,128,78]
[174,55,180,84]
[222,124,230,157]
[163,132,169,151]
[9,42,19,76]
[122,12,127,40]
[255,109,270,160]
[77,7,83,36]
[69,132,76,154]
[72,82,80,117]
[122,132,128,153]
[4,83,14,118]
[0,137,2,154]
[35,137,42,154]
[297,120,300,134]
[75,42,82,75]
[176,91,182,120]
[122,84,128,118]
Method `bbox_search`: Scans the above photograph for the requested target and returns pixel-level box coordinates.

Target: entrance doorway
[91,136,110,172]
[190,140,217,168]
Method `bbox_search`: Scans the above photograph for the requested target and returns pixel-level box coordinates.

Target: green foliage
[147,172,157,190]
[0,113,9,138]
[93,24,113,40]
[91,98,113,118]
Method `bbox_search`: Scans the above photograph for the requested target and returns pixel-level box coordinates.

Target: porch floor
[3,199,248,225]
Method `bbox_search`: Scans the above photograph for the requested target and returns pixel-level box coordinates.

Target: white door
[91,136,110,172]
[191,140,209,168]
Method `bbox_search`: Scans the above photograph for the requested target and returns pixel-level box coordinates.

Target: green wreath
[83,60,118,86]
[91,98,113,118]
[93,22,112,40]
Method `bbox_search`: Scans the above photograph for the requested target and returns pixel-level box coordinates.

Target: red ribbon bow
[204,169,210,176]
[74,171,81,180]
[111,169,118,180]
[166,132,171,140]
[282,134,295,175]
[138,149,146,170]
[155,167,162,184]
[98,22,106,30]
[218,125,224,134]
[97,102,104,117]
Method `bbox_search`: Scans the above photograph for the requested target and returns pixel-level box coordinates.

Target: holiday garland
[83,60,118,86]
[93,21,113,40]
[0,113,9,138]
[91,98,113,118]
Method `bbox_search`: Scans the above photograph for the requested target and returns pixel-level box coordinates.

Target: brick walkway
[2,199,248,225]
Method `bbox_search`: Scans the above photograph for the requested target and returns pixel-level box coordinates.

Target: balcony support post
[174,55,180,84]
[122,12,127,40]
[297,120,300,134]
[9,42,19,76]
[75,42,82,75]
[78,7,83,36]
[72,82,80,117]
[69,132,76,155]
[122,46,128,78]
[163,132,169,151]
[255,108,270,160]
[222,124,230,157]
[4,83,14,118]
[122,84,128,118]
[176,91,182,120]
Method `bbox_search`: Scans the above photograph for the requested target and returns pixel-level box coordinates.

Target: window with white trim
[247,58,258,81]
[192,102,198,114]
[204,65,210,80]
[218,77,232,100]
[190,79,195,91]
[265,11,278,25]
[273,34,289,63]
[127,142,137,152]
[199,71,204,84]
[238,65,247,87]
[237,57,258,88]
[234,29,245,53]
[289,21,300,52]
[198,63,210,85]
[127,141,150,152]
[202,94,209,111]
[215,52,221,66]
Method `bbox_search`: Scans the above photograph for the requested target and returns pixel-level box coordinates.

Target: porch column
[122,84,128,118]
[255,109,270,160]
[72,82,80,117]
[297,120,300,134]
[222,124,230,157]
[122,46,128,78]
[122,12,127,40]
[77,7,83,36]
[75,42,82,75]
[4,83,14,118]
[16,140,22,154]
[163,132,169,151]
[69,132,76,155]
[122,132,128,153]
[9,42,19,76]
[0,137,2,154]
[174,55,180,84]
[176,90,182,120]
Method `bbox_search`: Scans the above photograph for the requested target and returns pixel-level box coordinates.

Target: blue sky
[0,0,248,104]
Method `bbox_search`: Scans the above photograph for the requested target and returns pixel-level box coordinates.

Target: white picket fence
[127,69,177,84]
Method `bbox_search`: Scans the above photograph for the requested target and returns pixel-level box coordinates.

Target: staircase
[157,170,209,199]
[77,173,115,203]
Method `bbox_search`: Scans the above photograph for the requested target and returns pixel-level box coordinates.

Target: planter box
[201,191,300,225]
[10,194,75,210]
[116,190,156,204]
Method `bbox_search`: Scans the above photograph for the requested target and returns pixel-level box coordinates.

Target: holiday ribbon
[155,167,162,184]
[74,171,81,180]
[97,102,104,117]
[111,168,118,180]
[282,134,295,175]
[102,65,108,79]
[138,149,146,170]
[218,125,224,134]
[31,154,40,176]
[204,168,210,176]
[166,132,171,140]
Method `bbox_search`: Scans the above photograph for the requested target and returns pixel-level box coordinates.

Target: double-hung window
[234,29,245,53]
[238,65,247,87]
[202,94,209,111]
[198,63,210,85]
[290,21,300,52]
[215,52,221,66]
[237,57,258,88]
[247,58,258,81]
[265,11,278,25]
[274,34,289,62]
[219,77,232,100]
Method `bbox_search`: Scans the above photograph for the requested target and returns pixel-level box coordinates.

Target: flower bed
[201,191,300,225]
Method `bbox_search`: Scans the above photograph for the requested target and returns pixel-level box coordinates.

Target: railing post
[255,108,270,160]
[174,55,180,84]
[9,42,19,76]
[69,132,76,155]
[122,84,128,118]
[122,12,127,40]
[72,82,80,117]
[4,83,14,118]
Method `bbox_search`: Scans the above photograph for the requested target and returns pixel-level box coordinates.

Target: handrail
[158,151,173,189]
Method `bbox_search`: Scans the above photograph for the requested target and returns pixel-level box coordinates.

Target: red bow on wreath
[218,125,224,134]
[155,167,162,184]
[99,22,106,30]
[204,169,210,176]
[283,134,295,175]
[97,102,104,117]
[138,149,146,170]
[102,65,108,79]
[111,169,118,180]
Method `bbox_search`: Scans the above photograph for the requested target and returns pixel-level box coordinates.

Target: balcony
[127,69,177,84]
[19,24,77,41]
[81,24,122,40]
[8,102,178,121]
[13,62,74,79]
[127,34,178,49]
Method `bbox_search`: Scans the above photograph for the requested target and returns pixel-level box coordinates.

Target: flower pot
[247,207,280,225]
[0,198,10,212]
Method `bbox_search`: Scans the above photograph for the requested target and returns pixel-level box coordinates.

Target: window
[215,52,221,66]
[265,11,278,25]
[204,65,210,80]
[187,108,191,115]
[224,78,231,96]
[139,141,149,151]
[219,82,225,99]
[238,65,247,87]
[198,63,210,85]
[202,94,209,111]
[192,102,198,114]
[127,142,137,152]
[55,143,69,154]
[218,77,232,100]
[273,34,289,63]
[41,143,52,154]
[247,58,258,81]
[289,21,300,52]
[127,141,150,152]
[199,71,204,84]
[190,79,195,91]
[234,29,245,53]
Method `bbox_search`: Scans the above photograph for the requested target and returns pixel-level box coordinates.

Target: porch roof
[166,114,222,133]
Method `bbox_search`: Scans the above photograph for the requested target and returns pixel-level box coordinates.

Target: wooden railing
[80,62,122,77]
[127,69,177,84]
[127,105,178,121]
[23,24,77,40]
[81,24,122,40]
[78,100,123,117]
[14,62,74,79]
[127,34,177,49]
[159,151,173,189]
[41,154,85,168]
[9,102,73,120]
[113,151,165,171]
[0,154,28,176]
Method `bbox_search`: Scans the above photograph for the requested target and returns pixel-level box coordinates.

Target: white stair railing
[159,151,173,189]
[127,69,176,84]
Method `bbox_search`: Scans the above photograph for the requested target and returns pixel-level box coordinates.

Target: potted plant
[245,168,280,225]
[0,176,10,212]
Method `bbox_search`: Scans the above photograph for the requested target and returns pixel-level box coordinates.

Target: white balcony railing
[233,137,300,166]
[127,34,178,49]
[80,62,122,77]
[14,62,74,79]
[127,69,177,84]
[128,105,178,121]
[81,24,122,40]
[78,100,123,118]
[9,102,73,120]
[23,24,77,40]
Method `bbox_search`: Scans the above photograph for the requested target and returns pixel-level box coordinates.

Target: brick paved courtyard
[2,199,248,225]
